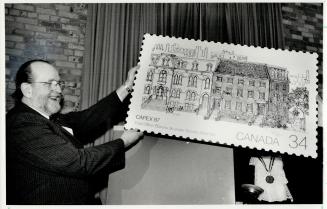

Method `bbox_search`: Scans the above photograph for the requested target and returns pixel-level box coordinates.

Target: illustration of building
[142,53,216,114]
[141,52,290,128]
[210,60,270,122]
[267,65,290,124]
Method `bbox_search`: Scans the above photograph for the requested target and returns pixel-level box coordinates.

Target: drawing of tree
[288,87,309,115]
[287,87,309,131]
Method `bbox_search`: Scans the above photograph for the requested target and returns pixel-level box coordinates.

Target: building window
[247,103,253,113]
[191,92,196,101]
[176,60,181,68]
[156,86,164,99]
[193,76,198,87]
[188,76,192,86]
[144,85,151,94]
[162,57,170,66]
[204,77,210,89]
[215,86,221,94]
[186,91,196,101]
[226,87,233,96]
[259,92,265,100]
[217,76,223,82]
[225,100,231,110]
[248,90,254,98]
[164,57,170,66]
[178,75,183,85]
[227,77,233,83]
[192,61,199,70]
[238,79,244,85]
[171,89,176,98]
[236,102,242,111]
[146,70,153,81]
[158,70,167,83]
[186,91,191,100]
[176,89,181,98]
[207,63,213,71]
[173,74,179,85]
[151,56,157,65]
[237,89,243,97]
[249,80,255,86]
[188,76,198,87]
[283,84,287,91]
[275,83,279,91]
[161,57,166,66]
[259,81,266,87]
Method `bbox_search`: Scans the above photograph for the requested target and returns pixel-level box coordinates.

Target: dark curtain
[82,4,157,110]
[225,3,285,47]
[82,3,291,204]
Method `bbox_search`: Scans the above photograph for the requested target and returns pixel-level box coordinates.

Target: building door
[258,103,265,115]
[156,86,164,100]
[202,94,209,109]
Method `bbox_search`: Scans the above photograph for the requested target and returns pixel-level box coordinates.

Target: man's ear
[21,83,32,98]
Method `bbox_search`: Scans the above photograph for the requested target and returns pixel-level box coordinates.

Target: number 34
[289,135,307,149]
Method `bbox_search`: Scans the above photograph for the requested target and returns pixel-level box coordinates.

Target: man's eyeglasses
[29,80,66,90]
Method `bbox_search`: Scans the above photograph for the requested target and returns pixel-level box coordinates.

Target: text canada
[236,132,280,146]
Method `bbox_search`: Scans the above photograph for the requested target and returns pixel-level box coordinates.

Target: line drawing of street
[140,51,308,133]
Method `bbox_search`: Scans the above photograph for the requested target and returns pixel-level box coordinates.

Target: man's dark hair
[12,59,50,103]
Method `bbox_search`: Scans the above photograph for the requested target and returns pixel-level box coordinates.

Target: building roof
[215,59,270,79]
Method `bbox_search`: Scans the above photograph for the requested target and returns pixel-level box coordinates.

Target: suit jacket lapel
[16,103,84,148]
[47,120,83,148]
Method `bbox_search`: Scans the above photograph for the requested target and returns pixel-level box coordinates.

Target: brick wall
[281,3,323,97]
[5,3,88,112]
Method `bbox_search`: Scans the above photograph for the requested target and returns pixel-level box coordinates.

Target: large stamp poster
[126,34,318,158]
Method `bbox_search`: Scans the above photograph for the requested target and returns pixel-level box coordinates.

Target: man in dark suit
[6,60,143,204]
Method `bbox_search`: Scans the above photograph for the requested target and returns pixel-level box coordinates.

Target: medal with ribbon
[258,156,275,184]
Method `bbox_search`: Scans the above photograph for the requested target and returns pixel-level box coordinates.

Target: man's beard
[37,93,62,115]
